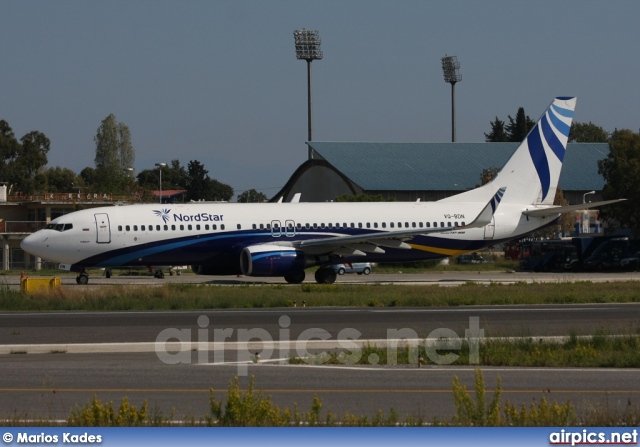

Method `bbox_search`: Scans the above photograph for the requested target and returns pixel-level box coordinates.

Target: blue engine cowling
[240,245,305,277]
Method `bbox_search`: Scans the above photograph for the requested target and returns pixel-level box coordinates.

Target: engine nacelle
[240,244,305,277]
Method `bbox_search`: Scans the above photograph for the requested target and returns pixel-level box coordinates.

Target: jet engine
[240,244,305,277]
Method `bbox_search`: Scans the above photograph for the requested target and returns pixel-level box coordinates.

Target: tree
[479,167,500,186]
[568,122,609,142]
[597,129,640,233]
[237,189,268,203]
[44,167,83,192]
[137,159,188,192]
[186,160,233,202]
[484,108,535,143]
[0,121,50,194]
[505,107,535,142]
[484,118,509,142]
[93,114,135,193]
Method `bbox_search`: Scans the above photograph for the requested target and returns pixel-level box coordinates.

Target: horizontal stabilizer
[522,199,626,218]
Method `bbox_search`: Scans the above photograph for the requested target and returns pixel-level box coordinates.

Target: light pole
[583,190,595,204]
[294,29,323,159]
[441,55,462,142]
[155,163,166,203]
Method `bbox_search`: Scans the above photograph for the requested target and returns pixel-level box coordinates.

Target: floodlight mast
[441,55,462,142]
[294,29,323,159]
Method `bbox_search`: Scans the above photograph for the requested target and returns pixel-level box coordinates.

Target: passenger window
[205,224,210,230]
[180,225,184,231]
[237,224,241,230]
[358,223,363,229]
[426,222,430,228]
[419,222,423,228]
[171,225,176,231]
[118,225,123,231]
[188,225,193,230]
[461,221,465,226]
[252,224,257,230]
[366,223,370,229]
[440,222,445,227]
[447,222,452,227]
[405,222,409,228]
[221,224,225,230]
[212,224,217,230]
[196,224,200,230]
[390,222,395,228]
[125,225,130,231]
[163,225,167,231]
[412,222,416,228]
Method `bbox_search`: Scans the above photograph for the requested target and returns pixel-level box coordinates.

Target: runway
[3,353,640,422]
[2,272,640,422]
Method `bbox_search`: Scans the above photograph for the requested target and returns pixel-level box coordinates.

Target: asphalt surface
[3,353,639,422]
[2,271,640,422]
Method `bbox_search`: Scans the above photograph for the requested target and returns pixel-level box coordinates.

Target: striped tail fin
[440,97,576,207]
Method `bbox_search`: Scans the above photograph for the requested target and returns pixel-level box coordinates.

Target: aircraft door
[483,216,495,240]
[95,213,111,243]
[271,220,282,237]
[285,220,296,237]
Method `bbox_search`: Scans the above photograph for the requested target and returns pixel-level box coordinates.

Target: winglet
[464,187,506,229]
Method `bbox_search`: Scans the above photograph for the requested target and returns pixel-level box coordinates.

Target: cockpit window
[44,223,73,232]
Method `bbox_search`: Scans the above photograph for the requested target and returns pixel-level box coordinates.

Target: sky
[1,1,639,200]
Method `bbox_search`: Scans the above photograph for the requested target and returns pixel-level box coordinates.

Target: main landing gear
[284,270,306,284]
[314,267,337,284]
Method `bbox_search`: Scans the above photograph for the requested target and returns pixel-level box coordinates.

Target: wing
[291,187,506,257]
[522,199,626,218]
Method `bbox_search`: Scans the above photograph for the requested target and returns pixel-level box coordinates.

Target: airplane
[21,97,623,285]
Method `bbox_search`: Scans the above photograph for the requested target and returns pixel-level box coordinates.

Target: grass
[290,332,640,368]
[6,371,640,427]
[2,279,640,311]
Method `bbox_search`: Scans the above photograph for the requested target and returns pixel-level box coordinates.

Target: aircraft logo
[153,208,171,224]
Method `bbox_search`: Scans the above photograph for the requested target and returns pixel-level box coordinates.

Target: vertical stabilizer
[441,97,576,206]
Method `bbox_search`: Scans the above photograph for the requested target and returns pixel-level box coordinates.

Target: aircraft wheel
[105,269,111,279]
[284,270,305,284]
[314,268,337,284]
[77,273,89,285]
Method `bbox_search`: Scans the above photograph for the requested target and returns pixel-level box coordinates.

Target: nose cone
[20,232,46,258]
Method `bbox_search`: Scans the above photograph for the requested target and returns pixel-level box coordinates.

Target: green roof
[307,142,609,191]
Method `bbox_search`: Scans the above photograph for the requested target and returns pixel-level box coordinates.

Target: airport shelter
[273,142,609,205]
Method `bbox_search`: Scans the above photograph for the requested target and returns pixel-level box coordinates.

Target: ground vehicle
[620,252,640,271]
[583,239,639,271]
[330,263,372,275]
[456,252,487,264]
